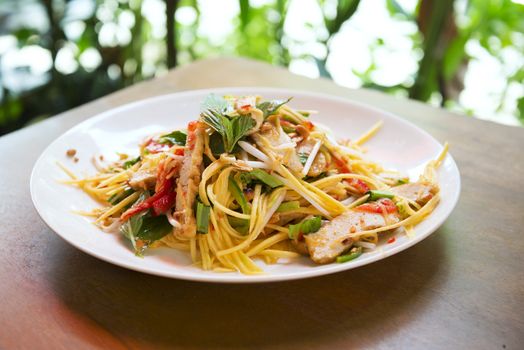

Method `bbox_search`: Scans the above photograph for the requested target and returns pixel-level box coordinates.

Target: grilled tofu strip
[174,122,205,238]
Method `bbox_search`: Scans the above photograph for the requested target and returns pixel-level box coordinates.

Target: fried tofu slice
[305,207,400,264]
[390,181,438,205]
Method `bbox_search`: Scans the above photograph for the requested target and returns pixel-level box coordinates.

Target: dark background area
[0,0,523,135]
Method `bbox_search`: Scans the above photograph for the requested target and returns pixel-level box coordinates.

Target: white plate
[30,87,460,283]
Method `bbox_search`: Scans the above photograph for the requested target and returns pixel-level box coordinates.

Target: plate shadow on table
[47,228,449,349]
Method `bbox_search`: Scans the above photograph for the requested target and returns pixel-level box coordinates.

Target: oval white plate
[31,87,460,283]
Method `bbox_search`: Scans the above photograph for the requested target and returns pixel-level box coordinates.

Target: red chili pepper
[387,237,396,244]
[240,104,251,110]
[332,153,351,173]
[355,198,397,214]
[349,179,370,194]
[332,153,370,194]
[174,148,185,156]
[303,120,314,131]
[151,191,177,215]
[120,162,176,221]
[121,177,176,221]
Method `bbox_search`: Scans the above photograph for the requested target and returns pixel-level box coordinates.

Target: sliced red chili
[355,198,397,214]
[331,153,370,194]
[151,191,177,215]
[120,177,175,221]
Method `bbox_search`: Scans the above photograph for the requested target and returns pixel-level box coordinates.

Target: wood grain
[0,58,523,350]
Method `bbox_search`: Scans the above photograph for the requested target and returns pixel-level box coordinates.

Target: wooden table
[1,58,523,350]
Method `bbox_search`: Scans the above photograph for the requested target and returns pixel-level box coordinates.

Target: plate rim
[30,86,461,283]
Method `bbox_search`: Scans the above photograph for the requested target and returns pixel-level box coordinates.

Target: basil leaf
[209,132,226,155]
[159,130,187,145]
[120,191,149,252]
[229,115,255,152]
[257,97,292,118]
[135,215,172,242]
[200,93,229,114]
[120,212,143,252]
[201,110,255,153]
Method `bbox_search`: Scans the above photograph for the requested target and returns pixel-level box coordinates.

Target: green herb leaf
[208,132,225,155]
[301,216,322,234]
[257,97,292,118]
[276,201,300,213]
[229,176,250,214]
[123,156,140,169]
[288,224,301,240]
[196,201,211,234]
[120,193,171,256]
[200,93,229,114]
[230,115,255,152]
[288,216,322,239]
[247,169,283,188]
[120,192,148,253]
[136,215,172,242]
[158,130,187,145]
[336,246,363,263]
[201,109,255,153]
[120,211,143,252]
[228,216,249,235]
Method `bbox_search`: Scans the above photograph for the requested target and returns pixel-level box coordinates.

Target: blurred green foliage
[0,0,523,135]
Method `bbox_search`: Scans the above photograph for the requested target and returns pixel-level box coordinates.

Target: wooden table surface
[1,58,523,350]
